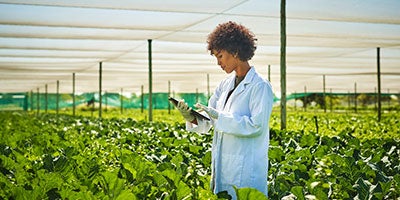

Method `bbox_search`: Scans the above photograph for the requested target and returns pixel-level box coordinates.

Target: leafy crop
[268,129,400,199]
[0,111,399,199]
[0,112,217,199]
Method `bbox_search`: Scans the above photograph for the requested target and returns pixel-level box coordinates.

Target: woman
[176,21,273,199]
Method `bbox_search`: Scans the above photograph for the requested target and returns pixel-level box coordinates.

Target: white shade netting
[0,0,399,95]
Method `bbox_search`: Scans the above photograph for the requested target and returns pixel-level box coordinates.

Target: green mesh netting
[0,92,212,111]
[1,92,395,111]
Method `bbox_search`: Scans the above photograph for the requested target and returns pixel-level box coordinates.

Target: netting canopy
[0,0,399,96]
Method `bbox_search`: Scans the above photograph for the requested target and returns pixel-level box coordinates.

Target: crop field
[1,110,399,199]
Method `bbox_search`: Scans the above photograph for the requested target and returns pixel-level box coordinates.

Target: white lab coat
[186,67,273,199]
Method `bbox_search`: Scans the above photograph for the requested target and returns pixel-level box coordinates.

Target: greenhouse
[1,0,399,199]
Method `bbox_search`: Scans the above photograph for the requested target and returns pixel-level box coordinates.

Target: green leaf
[373,180,392,200]
[42,154,54,172]
[290,186,305,200]
[121,163,137,181]
[234,187,267,200]
[177,181,192,200]
[313,186,328,200]
[354,178,373,200]
[98,171,126,199]
[171,154,183,168]
[313,145,329,158]
[202,151,211,168]
[46,188,62,200]
[216,191,232,199]
[269,147,285,162]
[393,174,400,192]
[116,190,137,200]
[162,169,180,185]
[153,172,168,188]
[197,188,218,200]
[189,145,202,154]
[53,155,68,172]
[299,134,316,147]
[379,181,391,194]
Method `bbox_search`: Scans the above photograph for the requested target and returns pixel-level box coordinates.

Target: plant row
[0,111,399,199]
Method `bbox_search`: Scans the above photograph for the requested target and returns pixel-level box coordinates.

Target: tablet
[168,97,210,121]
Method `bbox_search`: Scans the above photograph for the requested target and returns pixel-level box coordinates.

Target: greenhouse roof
[0,0,399,95]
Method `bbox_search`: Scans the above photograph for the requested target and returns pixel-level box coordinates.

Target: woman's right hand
[195,103,219,119]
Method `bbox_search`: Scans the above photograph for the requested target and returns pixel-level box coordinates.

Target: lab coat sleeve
[215,82,273,137]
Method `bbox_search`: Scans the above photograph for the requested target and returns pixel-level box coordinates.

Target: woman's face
[212,50,237,74]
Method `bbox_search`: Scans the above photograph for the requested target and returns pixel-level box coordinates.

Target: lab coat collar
[235,66,256,93]
[224,67,256,109]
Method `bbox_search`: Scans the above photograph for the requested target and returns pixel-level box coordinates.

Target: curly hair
[207,21,257,61]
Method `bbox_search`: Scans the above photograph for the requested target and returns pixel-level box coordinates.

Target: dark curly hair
[207,21,257,61]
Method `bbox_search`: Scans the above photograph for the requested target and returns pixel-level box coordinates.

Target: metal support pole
[354,82,357,113]
[330,88,333,112]
[99,62,102,118]
[72,73,75,116]
[30,90,33,112]
[377,47,381,121]
[148,39,153,122]
[45,84,48,113]
[120,88,123,114]
[268,64,271,82]
[36,88,39,116]
[348,91,351,112]
[304,86,307,112]
[280,0,287,130]
[56,80,59,115]
[24,92,28,111]
[168,81,171,114]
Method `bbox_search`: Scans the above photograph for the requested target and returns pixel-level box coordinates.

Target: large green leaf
[96,171,126,199]
[234,187,267,200]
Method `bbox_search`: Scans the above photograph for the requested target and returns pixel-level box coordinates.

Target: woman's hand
[177,100,195,122]
[195,103,219,119]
